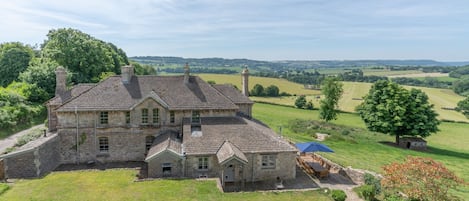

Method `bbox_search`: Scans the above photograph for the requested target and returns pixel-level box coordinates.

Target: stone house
[46,64,297,186]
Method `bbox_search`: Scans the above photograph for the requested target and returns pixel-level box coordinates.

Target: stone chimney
[242,67,249,96]
[55,66,67,96]
[121,65,134,84]
[184,63,190,84]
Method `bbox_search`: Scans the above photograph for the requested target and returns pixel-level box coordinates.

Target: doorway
[224,164,235,182]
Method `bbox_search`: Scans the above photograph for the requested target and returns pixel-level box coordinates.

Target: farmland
[198,74,467,122]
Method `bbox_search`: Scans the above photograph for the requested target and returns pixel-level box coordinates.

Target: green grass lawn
[0,170,331,201]
[253,103,469,199]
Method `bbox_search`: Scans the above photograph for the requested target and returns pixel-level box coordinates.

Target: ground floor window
[99,137,109,152]
[261,154,276,169]
[198,157,209,170]
[162,163,172,176]
[146,136,155,151]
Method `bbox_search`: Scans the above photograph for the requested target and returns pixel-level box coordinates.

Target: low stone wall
[0,134,60,178]
[314,153,381,185]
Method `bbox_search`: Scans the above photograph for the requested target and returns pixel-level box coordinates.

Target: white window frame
[100,111,109,124]
[198,157,209,170]
[99,137,109,153]
[261,154,276,169]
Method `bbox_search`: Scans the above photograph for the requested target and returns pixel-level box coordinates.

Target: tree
[19,58,59,98]
[42,28,129,83]
[0,42,34,86]
[265,85,280,97]
[295,95,307,109]
[382,156,465,201]
[357,80,439,144]
[456,96,469,118]
[319,77,343,122]
[250,84,265,96]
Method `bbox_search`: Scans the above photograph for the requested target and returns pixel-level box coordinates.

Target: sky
[1,0,469,61]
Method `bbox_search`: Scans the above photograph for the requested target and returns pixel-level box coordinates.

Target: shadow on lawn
[426,146,469,160]
[379,141,469,160]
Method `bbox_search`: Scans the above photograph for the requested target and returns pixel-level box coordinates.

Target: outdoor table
[307,162,329,178]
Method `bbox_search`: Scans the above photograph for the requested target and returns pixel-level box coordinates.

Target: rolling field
[253,103,469,199]
[197,74,320,96]
[197,74,467,122]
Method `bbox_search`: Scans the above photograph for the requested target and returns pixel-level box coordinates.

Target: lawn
[0,170,331,201]
[253,103,469,199]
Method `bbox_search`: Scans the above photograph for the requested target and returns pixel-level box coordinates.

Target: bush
[331,189,347,201]
[364,173,381,195]
[358,185,375,201]
[16,128,43,147]
[305,100,314,110]
[295,95,307,108]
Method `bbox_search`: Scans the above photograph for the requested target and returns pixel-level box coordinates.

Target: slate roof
[213,84,253,104]
[47,84,96,105]
[182,117,297,155]
[145,131,182,161]
[216,140,248,165]
[56,75,239,111]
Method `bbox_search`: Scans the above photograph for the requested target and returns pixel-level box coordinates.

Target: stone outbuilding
[399,137,427,150]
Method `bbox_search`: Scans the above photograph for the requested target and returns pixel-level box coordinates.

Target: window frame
[145,135,155,152]
[141,108,149,124]
[198,157,209,170]
[170,111,175,123]
[152,108,159,124]
[99,137,109,153]
[261,154,276,169]
[125,111,131,124]
[191,110,200,123]
[100,111,109,125]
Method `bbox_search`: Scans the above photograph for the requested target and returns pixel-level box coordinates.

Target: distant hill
[130,56,469,70]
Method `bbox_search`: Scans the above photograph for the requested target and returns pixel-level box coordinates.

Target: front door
[224,164,235,182]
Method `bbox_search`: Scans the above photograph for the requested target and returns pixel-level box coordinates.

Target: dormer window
[192,111,200,124]
[142,109,148,124]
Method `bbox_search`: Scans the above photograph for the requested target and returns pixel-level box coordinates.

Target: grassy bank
[253,103,469,199]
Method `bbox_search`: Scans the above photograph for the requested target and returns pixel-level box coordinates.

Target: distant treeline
[160,67,238,74]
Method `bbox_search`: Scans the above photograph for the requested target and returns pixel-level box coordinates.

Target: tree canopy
[357,80,439,144]
[319,77,343,122]
[0,42,34,86]
[456,96,469,118]
[42,28,129,83]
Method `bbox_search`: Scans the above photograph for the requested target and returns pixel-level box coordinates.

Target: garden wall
[0,134,60,179]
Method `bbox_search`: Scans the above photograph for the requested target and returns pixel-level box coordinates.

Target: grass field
[362,69,422,76]
[197,74,320,96]
[253,103,469,199]
[197,74,467,122]
[0,170,331,201]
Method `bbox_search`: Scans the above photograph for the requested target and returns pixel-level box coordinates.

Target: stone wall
[147,151,183,178]
[0,134,60,178]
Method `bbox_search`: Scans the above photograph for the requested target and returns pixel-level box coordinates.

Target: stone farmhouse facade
[44,65,297,185]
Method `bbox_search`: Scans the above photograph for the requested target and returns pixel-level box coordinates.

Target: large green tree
[19,58,59,98]
[319,77,343,122]
[42,28,129,83]
[456,96,469,118]
[357,80,439,144]
[0,42,34,86]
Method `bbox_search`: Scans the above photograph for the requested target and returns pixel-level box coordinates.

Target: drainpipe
[75,106,79,164]
[94,111,97,162]
[251,154,255,182]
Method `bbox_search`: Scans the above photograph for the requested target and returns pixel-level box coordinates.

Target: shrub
[364,173,381,195]
[356,185,374,201]
[295,95,307,109]
[16,128,43,147]
[305,100,314,110]
[331,189,347,201]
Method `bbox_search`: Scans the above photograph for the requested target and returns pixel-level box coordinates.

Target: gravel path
[0,124,45,154]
